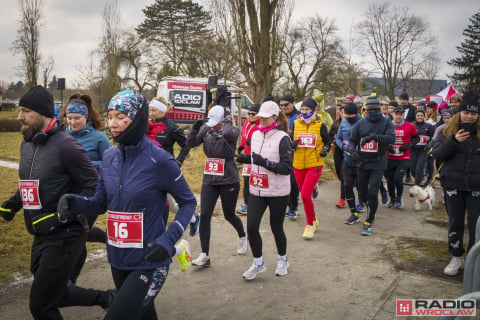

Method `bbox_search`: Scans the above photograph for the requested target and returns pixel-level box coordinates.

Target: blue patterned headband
[108,88,146,120]
[66,101,88,117]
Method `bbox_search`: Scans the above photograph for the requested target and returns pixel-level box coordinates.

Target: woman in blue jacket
[57,89,197,319]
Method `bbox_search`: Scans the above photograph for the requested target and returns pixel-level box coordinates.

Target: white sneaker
[192,252,210,267]
[443,256,464,276]
[275,257,289,276]
[237,236,248,255]
[242,262,266,280]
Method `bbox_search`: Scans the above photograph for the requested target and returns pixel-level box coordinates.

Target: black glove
[320,146,329,157]
[245,140,251,147]
[57,194,77,223]
[388,145,395,154]
[0,199,20,221]
[252,153,269,168]
[350,152,361,162]
[192,119,204,130]
[237,146,244,154]
[144,241,169,262]
[399,144,410,152]
[361,134,377,146]
[236,154,250,163]
[292,140,299,148]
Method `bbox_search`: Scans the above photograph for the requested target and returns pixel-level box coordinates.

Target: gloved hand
[236,154,250,163]
[252,153,269,168]
[237,146,244,154]
[350,152,361,162]
[388,145,395,154]
[0,199,20,221]
[245,140,251,147]
[144,241,170,262]
[399,144,410,152]
[192,119,204,131]
[361,134,377,146]
[292,140,299,148]
[320,146,329,157]
[57,194,77,223]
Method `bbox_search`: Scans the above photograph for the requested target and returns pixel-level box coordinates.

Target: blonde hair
[151,96,172,109]
[443,112,480,140]
[276,112,289,133]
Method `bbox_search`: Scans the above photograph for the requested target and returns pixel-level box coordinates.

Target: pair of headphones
[32,118,58,145]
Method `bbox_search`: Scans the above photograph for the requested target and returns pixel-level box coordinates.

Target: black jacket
[412,121,434,150]
[8,124,98,237]
[153,117,190,164]
[432,131,480,191]
[404,103,417,123]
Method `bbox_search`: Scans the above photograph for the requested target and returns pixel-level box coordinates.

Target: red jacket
[239,120,260,155]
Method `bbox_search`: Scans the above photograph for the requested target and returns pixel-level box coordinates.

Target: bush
[0,118,21,132]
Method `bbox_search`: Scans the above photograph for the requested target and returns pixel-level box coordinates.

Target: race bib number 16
[107,211,143,248]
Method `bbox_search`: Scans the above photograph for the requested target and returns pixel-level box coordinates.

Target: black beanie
[249,103,260,113]
[458,91,480,114]
[19,85,54,118]
[344,102,358,115]
[301,97,317,111]
[365,96,381,110]
[279,94,294,103]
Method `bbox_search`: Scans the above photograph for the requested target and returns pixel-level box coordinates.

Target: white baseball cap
[256,101,280,118]
[205,105,225,127]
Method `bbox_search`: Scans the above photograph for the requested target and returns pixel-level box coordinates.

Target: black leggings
[357,167,384,224]
[288,170,299,211]
[243,175,250,205]
[410,149,428,185]
[247,194,289,258]
[334,144,345,199]
[385,159,408,199]
[200,182,245,255]
[106,266,169,320]
[342,161,357,213]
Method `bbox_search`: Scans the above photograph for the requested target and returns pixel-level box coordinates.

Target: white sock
[278,255,287,261]
[190,215,197,224]
[253,257,263,266]
[174,245,182,257]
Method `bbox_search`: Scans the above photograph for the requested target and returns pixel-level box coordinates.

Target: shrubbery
[0,118,21,132]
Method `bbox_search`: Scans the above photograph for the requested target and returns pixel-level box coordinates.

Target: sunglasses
[280,103,290,107]
[248,112,257,116]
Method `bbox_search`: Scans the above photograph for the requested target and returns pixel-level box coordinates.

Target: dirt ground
[0,179,466,320]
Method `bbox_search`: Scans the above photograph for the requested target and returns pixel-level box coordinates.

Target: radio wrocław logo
[396,299,476,316]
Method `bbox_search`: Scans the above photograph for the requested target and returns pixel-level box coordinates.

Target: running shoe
[287,209,298,220]
[189,213,200,237]
[237,236,248,255]
[192,253,210,267]
[387,197,396,209]
[312,185,319,199]
[356,202,365,212]
[275,257,289,276]
[345,212,360,225]
[302,225,314,240]
[395,197,404,209]
[176,239,192,271]
[443,256,464,276]
[335,199,345,208]
[361,222,372,236]
[381,191,388,204]
[236,203,248,215]
[242,262,266,280]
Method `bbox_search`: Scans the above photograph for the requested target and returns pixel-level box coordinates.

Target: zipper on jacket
[29,146,39,179]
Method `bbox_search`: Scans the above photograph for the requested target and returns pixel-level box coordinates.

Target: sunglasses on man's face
[248,112,257,116]
[280,103,290,107]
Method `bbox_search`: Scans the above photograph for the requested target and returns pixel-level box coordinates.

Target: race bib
[390,146,404,157]
[250,171,269,189]
[298,134,317,148]
[417,135,428,146]
[107,211,143,248]
[19,180,42,210]
[360,140,378,153]
[204,158,225,176]
[242,164,251,176]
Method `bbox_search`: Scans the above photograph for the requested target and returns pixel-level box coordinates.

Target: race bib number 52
[107,211,143,248]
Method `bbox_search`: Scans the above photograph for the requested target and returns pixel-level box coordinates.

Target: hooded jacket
[336,114,362,165]
[152,117,190,164]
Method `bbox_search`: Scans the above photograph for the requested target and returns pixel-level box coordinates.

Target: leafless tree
[12,0,43,88]
[280,15,343,100]
[41,53,54,88]
[76,54,109,113]
[213,0,293,102]
[356,3,435,99]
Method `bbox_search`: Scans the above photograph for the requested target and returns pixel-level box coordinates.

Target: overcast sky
[0,0,478,88]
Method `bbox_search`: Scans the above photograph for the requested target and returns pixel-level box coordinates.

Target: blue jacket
[67,122,111,171]
[73,137,196,270]
[336,115,362,165]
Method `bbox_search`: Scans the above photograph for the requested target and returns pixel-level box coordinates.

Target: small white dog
[409,185,435,211]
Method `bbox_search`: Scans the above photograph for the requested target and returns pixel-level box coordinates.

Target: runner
[187,103,248,266]
[0,85,113,318]
[236,101,292,280]
[56,88,197,319]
